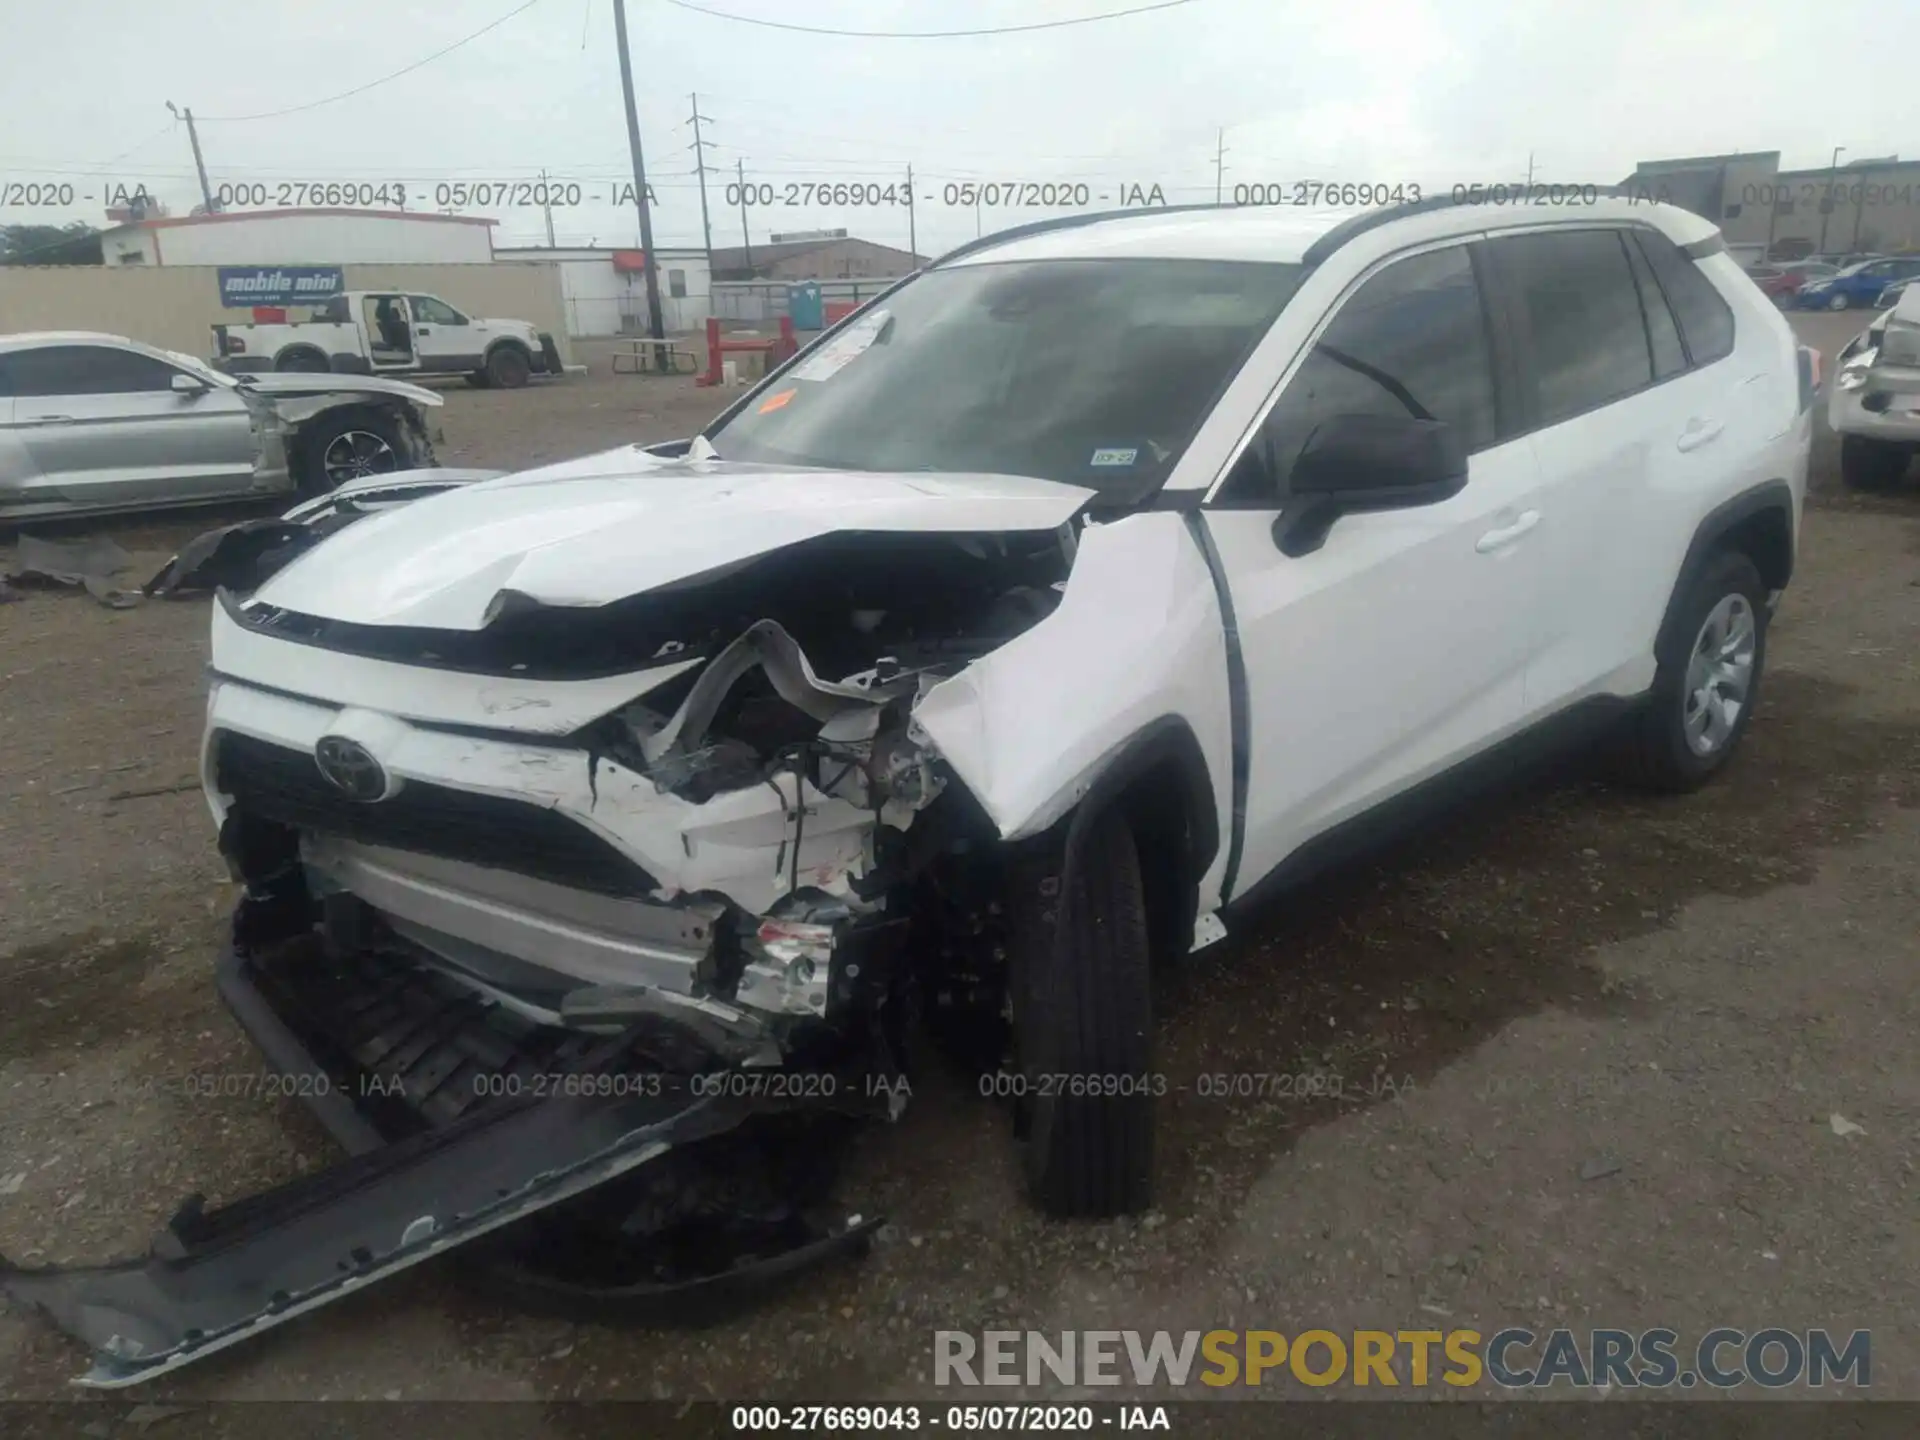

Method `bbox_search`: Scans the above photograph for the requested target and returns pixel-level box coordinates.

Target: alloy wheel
[1682,593,1757,757]
[323,430,398,486]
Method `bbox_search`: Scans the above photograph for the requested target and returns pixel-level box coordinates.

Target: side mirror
[171,373,209,395]
[1273,412,1467,557]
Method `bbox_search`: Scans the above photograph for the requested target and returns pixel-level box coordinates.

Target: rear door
[361,294,416,370]
[0,344,258,511]
[1492,225,1755,714]
[1203,241,1554,892]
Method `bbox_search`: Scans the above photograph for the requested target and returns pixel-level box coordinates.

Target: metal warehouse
[98,208,498,267]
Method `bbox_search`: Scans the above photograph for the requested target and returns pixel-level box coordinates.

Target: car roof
[938,194,1720,269]
[0,330,143,352]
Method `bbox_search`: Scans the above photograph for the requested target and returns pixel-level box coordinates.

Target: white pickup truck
[213,290,563,389]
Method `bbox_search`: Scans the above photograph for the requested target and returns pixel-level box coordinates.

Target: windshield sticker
[791,309,892,383]
[757,388,797,414]
[1090,447,1140,467]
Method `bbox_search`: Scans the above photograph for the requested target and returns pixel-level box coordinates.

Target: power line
[657,0,1201,39]
[196,0,547,122]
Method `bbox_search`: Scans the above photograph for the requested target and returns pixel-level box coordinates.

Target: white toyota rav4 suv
[2,195,1818,1386]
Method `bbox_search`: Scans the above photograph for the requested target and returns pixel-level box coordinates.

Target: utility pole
[905,163,917,263]
[1817,146,1845,256]
[686,93,716,263]
[167,102,218,214]
[1525,151,1535,187]
[538,168,557,246]
[611,0,665,341]
[1214,128,1227,205]
[736,157,752,271]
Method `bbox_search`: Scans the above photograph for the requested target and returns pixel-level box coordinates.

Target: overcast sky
[2,0,1915,258]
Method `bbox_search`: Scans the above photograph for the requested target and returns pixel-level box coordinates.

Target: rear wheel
[297,409,405,496]
[485,345,532,389]
[1611,550,1767,793]
[275,349,330,374]
[1007,806,1155,1217]
[1826,292,1851,311]
[1840,435,1911,490]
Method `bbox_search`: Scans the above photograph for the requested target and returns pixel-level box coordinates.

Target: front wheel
[1610,550,1767,793]
[297,409,405,497]
[1826,292,1851,311]
[486,345,532,389]
[1006,806,1155,1218]
[1840,435,1911,490]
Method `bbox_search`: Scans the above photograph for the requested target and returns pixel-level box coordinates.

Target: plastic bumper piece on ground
[0,946,876,1389]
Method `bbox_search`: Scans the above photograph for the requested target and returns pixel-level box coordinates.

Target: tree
[0,223,104,265]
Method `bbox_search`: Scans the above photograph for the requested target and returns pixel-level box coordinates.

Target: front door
[1202,241,1554,895]
[0,344,257,512]
[407,294,478,373]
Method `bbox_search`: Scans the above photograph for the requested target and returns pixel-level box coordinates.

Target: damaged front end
[5,478,1089,1385]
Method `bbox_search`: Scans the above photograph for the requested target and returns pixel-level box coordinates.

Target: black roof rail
[1302,184,1718,265]
[924,201,1239,270]
[925,185,1704,274]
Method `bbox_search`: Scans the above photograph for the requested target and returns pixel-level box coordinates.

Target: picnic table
[611,337,697,375]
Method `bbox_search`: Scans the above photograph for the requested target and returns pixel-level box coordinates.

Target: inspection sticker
[792,310,892,382]
[1090,447,1139,467]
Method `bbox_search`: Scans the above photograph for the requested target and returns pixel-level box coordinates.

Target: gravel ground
[1,317,1915,1420]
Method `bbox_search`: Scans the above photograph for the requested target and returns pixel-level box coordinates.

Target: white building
[494,245,712,336]
[100,209,497,267]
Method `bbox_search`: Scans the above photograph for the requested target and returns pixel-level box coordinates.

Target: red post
[699,316,723,387]
[774,314,798,362]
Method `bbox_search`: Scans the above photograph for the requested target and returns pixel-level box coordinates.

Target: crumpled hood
[248,447,1094,630]
[235,372,444,408]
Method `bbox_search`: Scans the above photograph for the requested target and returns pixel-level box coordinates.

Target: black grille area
[214,730,659,897]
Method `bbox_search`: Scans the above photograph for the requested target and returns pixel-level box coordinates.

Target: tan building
[710,234,925,282]
[1622,151,1920,259]
[1764,158,1920,258]
[1618,152,1781,250]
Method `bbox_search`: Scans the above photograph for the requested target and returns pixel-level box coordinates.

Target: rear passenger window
[1635,232,1736,366]
[1231,244,1497,500]
[1624,237,1688,380]
[1496,230,1652,425]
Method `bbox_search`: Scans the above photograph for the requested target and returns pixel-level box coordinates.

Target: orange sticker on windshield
[758,388,797,414]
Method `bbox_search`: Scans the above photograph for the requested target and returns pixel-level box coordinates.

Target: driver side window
[1223,244,1498,502]
[408,295,465,325]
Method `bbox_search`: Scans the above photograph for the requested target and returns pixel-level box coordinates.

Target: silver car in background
[0,331,444,523]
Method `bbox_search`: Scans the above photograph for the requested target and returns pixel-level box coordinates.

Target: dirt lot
[1,318,1916,1417]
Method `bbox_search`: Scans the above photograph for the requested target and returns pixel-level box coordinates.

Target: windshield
[706,258,1303,498]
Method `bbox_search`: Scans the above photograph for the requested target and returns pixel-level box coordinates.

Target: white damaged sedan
[0,330,443,522]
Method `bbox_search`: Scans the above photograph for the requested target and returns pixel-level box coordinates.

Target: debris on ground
[7,534,141,608]
[1828,1112,1866,1137]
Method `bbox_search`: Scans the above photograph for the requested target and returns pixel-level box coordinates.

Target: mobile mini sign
[216,266,345,308]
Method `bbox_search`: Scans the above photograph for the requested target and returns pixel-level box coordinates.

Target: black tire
[485,344,532,389]
[1611,550,1768,793]
[1840,435,1911,491]
[464,370,493,389]
[295,408,406,497]
[1007,806,1155,1218]
[275,348,330,374]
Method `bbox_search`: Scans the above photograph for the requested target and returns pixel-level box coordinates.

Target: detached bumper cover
[0,940,881,1389]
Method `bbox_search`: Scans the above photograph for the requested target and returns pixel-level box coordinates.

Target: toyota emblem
[314,736,390,802]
